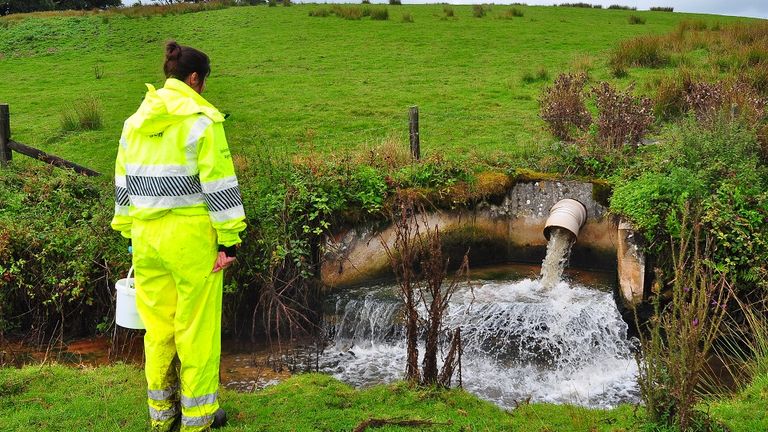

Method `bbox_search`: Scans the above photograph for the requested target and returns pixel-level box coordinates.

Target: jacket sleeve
[198,121,247,247]
[110,136,132,239]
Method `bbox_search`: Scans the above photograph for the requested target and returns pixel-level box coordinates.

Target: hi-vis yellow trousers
[133,213,222,432]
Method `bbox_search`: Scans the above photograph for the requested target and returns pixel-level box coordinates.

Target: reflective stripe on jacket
[111,78,246,247]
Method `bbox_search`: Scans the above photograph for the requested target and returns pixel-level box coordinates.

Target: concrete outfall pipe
[543,199,588,240]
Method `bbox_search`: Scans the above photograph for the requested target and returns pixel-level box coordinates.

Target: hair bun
[165,41,182,61]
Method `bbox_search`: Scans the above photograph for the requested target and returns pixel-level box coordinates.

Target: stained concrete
[617,220,646,306]
[321,180,622,289]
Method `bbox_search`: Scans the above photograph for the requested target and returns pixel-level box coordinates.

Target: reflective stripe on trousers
[133,213,223,432]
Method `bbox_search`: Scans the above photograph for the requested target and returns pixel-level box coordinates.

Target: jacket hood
[125,78,225,135]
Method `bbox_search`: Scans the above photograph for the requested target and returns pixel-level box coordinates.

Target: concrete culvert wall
[321,180,620,289]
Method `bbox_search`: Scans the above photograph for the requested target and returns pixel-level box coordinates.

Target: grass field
[1,363,766,431]
[0,4,748,173]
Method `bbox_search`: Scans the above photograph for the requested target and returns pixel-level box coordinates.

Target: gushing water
[540,227,576,290]
[320,278,639,409]
[319,225,638,409]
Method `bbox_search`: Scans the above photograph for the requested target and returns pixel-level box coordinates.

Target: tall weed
[591,82,653,148]
[653,70,693,121]
[636,211,730,431]
[686,79,766,127]
[60,96,103,132]
[538,72,591,141]
[610,35,669,69]
[369,8,388,21]
[500,7,524,18]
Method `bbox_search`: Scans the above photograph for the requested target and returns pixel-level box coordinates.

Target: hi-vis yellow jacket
[111,78,246,247]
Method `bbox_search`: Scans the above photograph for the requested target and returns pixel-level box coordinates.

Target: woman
[111,41,246,432]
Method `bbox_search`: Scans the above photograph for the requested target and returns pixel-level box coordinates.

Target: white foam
[320,278,640,409]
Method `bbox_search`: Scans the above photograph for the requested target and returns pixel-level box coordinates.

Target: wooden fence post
[0,104,11,166]
[409,106,420,161]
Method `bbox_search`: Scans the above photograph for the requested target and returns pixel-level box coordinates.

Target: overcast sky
[121,1,768,19]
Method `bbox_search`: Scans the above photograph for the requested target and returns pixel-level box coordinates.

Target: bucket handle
[127,266,134,279]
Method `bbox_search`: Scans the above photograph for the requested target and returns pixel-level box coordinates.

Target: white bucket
[115,267,145,329]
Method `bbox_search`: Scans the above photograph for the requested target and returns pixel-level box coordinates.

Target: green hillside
[0,4,747,173]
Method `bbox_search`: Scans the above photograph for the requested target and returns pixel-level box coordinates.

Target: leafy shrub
[538,73,591,141]
[611,120,767,293]
[361,0,370,3]
[282,0,291,7]
[627,14,645,25]
[0,165,124,340]
[650,6,673,12]
[267,0,276,7]
[389,0,401,5]
[472,5,486,18]
[60,96,103,132]
[591,82,653,148]
[369,8,388,20]
[501,7,523,18]
[608,4,635,10]
[401,12,413,23]
[443,5,454,17]
[610,35,669,69]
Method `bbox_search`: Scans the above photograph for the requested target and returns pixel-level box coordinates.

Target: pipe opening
[543,198,588,240]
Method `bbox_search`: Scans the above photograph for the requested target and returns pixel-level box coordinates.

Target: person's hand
[212,251,236,273]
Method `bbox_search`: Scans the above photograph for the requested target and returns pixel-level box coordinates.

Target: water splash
[319,278,639,409]
[540,227,576,290]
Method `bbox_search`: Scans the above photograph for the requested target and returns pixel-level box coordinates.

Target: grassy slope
[0,5,746,173]
[0,364,640,431]
[2,364,767,431]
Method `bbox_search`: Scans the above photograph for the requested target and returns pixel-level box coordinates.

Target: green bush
[0,164,124,339]
[610,120,767,293]
[627,14,645,25]
[0,146,487,341]
[401,12,413,23]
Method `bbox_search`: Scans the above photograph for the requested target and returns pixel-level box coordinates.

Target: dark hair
[164,41,211,81]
